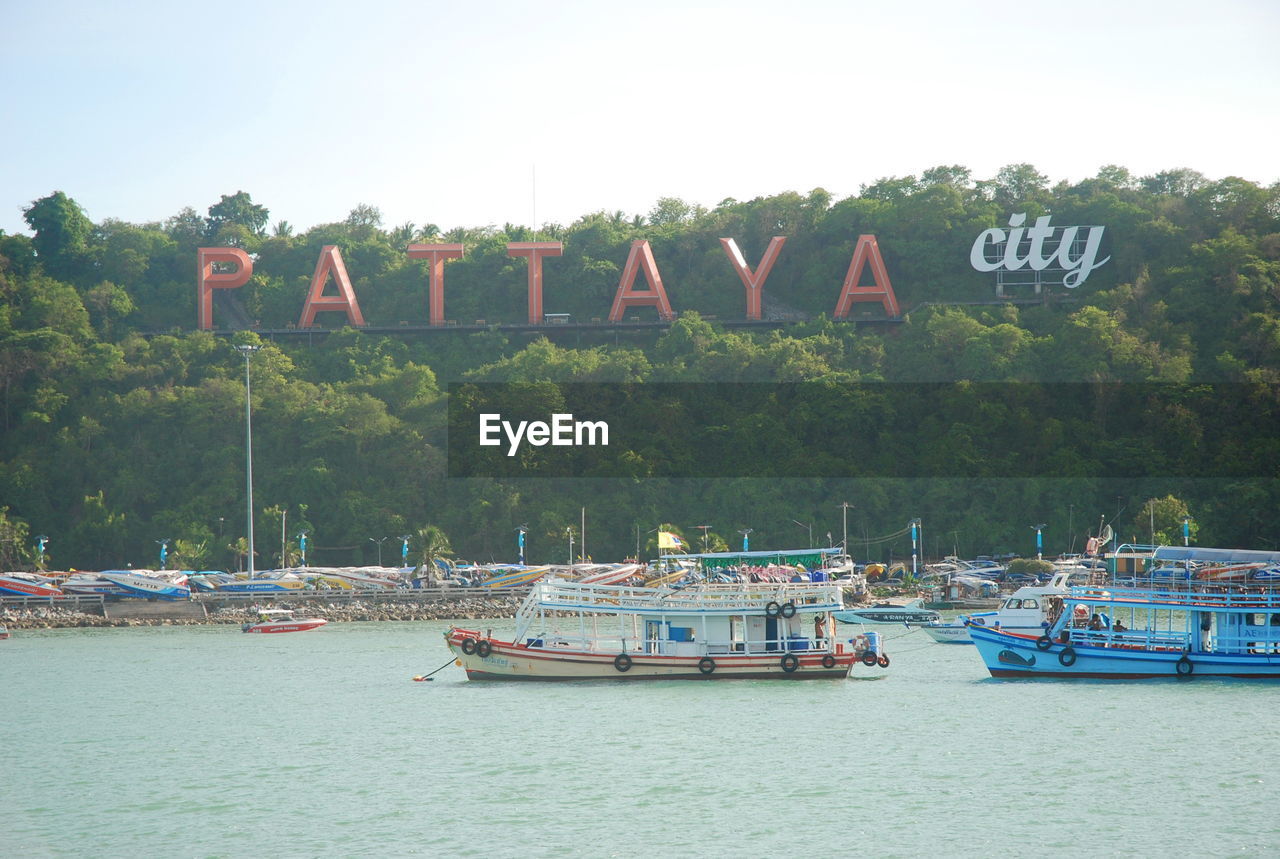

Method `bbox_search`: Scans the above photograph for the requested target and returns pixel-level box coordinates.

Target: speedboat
[0,573,63,597]
[242,608,327,633]
[922,572,1075,644]
[833,598,941,625]
[100,570,191,600]
[0,624,10,640]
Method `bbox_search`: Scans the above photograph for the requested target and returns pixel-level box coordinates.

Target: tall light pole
[566,526,575,564]
[840,502,852,555]
[236,344,261,579]
[370,536,389,566]
[696,524,712,554]
[1030,523,1046,560]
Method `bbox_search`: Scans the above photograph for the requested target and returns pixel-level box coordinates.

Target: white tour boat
[921,572,1076,644]
[444,578,888,680]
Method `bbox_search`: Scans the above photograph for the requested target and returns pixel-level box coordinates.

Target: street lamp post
[156,538,169,569]
[739,528,752,552]
[400,535,411,568]
[696,524,712,554]
[839,502,852,556]
[297,531,309,567]
[235,344,261,579]
[369,536,389,566]
[35,535,48,571]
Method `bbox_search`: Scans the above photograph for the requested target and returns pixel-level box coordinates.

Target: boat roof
[1152,546,1280,565]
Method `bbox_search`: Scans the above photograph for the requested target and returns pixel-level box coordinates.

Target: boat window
[1245,613,1266,626]
[1022,599,1039,609]
[1271,614,1280,627]
[1005,599,1022,609]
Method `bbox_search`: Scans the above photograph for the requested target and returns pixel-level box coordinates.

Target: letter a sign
[833,235,899,318]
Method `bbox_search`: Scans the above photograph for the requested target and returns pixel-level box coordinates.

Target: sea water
[4,619,1278,857]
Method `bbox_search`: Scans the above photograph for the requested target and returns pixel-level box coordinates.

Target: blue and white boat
[969,546,1280,679]
[100,570,191,601]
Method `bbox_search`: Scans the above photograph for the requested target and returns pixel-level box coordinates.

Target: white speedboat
[0,573,63,597]
[100,570,191,600]
[921,572,1075,644]
[242,608,327,634]
[833,598,941,625]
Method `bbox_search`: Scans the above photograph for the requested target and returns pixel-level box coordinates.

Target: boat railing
[1071,583,1280,609]
[519,632,838,656]
[526,579,843,614]
[1065,628,1191,652]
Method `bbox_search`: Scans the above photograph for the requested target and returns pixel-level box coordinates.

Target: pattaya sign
[969,213,1109,289]
[196,236,900,330]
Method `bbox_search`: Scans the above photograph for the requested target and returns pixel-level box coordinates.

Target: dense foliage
[2,167,1278,570]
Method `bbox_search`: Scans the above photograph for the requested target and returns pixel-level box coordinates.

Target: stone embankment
[0,596,523,630]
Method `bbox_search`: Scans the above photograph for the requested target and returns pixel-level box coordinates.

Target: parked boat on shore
[100,570,191,601]
[969,546,1280,679]
[444,578,884,680]
[0,573,63,597]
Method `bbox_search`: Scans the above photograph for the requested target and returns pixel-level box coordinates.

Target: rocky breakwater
[1,594,524,630]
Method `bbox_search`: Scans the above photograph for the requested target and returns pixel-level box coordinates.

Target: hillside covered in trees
[2,164,1278,570]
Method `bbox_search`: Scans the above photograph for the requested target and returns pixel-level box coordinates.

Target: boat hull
[444,630,859,680]
[0,576,63,597]
[969,624,1280,679]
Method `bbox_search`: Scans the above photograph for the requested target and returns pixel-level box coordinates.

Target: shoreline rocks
[0,596,524,630]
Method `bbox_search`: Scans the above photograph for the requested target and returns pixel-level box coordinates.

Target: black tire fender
[821,654,837,669]
[1036,635,1053,651]
[780,653,800,673]
[460,637,477,655]
[614,653,633,672]
[475,639,492,658]
[698,657,716,675]
[1058,646,1077,667]
[780,601,797,618]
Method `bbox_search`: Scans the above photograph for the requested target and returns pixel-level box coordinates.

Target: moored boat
[969,546,1280,679]
[242,608,327,633]
[834,598,940,625]
[921,572,1076,644]
[444,578,885,680]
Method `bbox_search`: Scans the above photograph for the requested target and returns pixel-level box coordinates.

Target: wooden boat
[444,578,886,680]
[969,546,1280,679]
[242,608,327,634]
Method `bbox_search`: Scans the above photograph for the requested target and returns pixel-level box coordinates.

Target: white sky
[3,0,1278,237]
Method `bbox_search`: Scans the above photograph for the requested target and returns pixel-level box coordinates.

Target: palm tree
[414,525,454,580]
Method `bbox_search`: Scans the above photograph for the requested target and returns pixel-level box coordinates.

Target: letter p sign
[197,247,253,330]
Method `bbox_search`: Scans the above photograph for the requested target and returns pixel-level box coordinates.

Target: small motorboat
[833,598,941,625]
[242,608,327,634]
[0,624,10,640]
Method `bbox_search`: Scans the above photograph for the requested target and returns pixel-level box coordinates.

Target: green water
[5,620,1278,857]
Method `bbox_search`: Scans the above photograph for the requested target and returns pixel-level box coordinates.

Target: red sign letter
[507,242,563,324]
[298,245,366,328]
[608,240,674,322]
[721,236,786,321]
[407,243,465,325]
[833,235,900,319]
[197,248,253,330]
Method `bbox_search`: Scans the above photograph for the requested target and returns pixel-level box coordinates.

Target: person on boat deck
[1088,614,1103,631]
[1113,619,1127,632]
